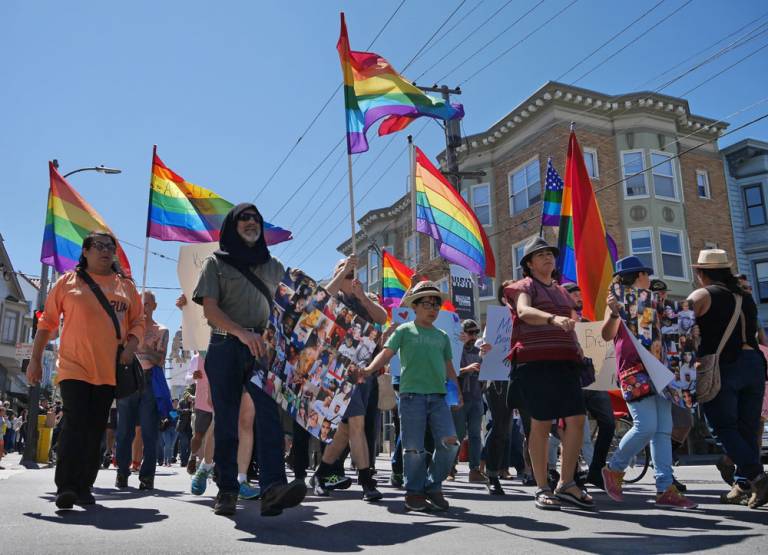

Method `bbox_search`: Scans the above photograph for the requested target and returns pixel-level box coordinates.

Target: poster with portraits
[654,292,697,408]
[250,268,380,443]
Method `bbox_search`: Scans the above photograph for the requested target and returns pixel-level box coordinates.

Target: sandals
[534,488,561,511]
[555,480,595,510]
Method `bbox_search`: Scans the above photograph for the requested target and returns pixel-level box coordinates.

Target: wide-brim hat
[613,256,653,277]
[519,237,559,268]
[402,280,448,308]
[691,249,732,269]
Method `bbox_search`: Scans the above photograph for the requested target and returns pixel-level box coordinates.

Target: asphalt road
[1,452,766,554]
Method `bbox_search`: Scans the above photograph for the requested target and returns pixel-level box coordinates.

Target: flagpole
[347,153,357,260]
[141,144,157,295]
[408,135,416,236]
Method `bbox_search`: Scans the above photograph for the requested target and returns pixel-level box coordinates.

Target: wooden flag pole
[347,154,357,260]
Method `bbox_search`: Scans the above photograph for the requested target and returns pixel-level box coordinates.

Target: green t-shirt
[385,321,452,395]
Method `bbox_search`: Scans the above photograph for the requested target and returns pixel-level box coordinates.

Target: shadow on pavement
[24,506,168,530]
[537,531,761,554]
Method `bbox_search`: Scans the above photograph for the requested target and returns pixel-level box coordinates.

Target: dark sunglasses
[416,301,441,309]
[237,212,261,223]
[90,241,116,253]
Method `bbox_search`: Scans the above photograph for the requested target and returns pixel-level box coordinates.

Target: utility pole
[413,84,485,193]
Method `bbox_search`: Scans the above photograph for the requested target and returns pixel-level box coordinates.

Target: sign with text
[15,342,33,361]
[450,264,475,321]
[575,321,617,391]
[177,242,217,351]
[479,305,512,381]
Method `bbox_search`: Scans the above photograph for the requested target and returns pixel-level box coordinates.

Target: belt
[211,327,262,337]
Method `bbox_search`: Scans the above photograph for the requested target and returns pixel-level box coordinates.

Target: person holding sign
[192,203,306,517]
[359,281,462,512]
[503,237,593,511]
[600,256,696,509]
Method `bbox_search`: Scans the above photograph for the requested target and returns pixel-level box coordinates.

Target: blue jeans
[161,428,178,463]
[703,349,766,483]
[609,394,673,492]
[205,334,287,494]
[116,372,159,478]
[451,397,484,470]
[400,392,458,494]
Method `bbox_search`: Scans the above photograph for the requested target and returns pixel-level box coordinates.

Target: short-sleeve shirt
[384,321,452,395]
[192,255,284,329]
[504,277,580,363]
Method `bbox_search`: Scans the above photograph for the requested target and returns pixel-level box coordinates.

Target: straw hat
[402,280,448,308]
[691,249,732,269]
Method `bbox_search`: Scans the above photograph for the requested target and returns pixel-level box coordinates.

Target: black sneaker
[102,452,111,469]
[76,491,96,506]
[214,491,238,516]
[487,476,505,496]
[261,480,307,517]
[55,489,77,510]
[672,477,687,493]
[362,483,383,502]
[324,474,353,490]
[139,475,154,491]
[115,473,129,489]
[309,474,331,497]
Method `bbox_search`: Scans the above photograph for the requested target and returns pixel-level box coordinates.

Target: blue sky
[2,0,767,333]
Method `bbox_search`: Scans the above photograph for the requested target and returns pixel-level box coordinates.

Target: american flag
[541,157,563,227]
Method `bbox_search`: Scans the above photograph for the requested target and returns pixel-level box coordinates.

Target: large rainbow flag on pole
[337,13,464,154]
[414,146,495,277]
[147,148,292,245]
[565,131,614,320]
[381,250,415,313]
[41,162,132,276]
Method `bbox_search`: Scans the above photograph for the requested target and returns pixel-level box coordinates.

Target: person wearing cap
[449,319,487,484]
[687,249,768,508]
[503,237,593,510]
[192,203,306,517]
[600,256,696,509]
[360,280,462,512]
[563,283,586,322]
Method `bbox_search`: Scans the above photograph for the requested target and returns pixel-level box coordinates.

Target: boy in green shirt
[361,281,462,512]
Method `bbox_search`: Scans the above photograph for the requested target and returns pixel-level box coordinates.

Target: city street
[1,452,765,554]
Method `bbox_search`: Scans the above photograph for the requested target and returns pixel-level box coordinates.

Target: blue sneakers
[238,481,261,500]
[191,466,213,496]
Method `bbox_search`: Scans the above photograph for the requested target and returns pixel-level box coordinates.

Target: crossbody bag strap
[714,294,742,358]
[77,269,121,341]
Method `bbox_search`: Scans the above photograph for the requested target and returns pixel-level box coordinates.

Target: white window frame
[658,227,688,281]
[754,260,768,304]
[430,238,438,260]
[1,310,19,344]
[650,150,679,201]
[404,234,419,268]
[508,157,541,216]
[471,183,492,226]
[477,276,496,300]
[627,227,656,276]
[357,265,368,291]
[583,147,599,180]
[436,277,450,295]
[512,235,537,280]
[696,170,711,199]
[744,184,767,227]
[621,149,649,199]
[368,249,380,288]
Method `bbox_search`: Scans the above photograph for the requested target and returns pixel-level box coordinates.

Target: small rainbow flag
[41,162,132,276]
[414,146,496,277]
[337,13,464,154]
[381,250,414,313]
[147,149,292,245]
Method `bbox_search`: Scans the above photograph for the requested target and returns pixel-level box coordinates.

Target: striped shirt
[504,277,580,363]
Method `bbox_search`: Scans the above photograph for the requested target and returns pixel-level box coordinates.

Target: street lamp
[21,160,123,469]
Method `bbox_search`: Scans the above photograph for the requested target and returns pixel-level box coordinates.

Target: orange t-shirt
[38,271,145,386]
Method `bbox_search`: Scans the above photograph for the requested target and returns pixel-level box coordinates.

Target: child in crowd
[361,281,463,512]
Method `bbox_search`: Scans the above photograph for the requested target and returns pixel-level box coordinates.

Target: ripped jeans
[399,392,458,494]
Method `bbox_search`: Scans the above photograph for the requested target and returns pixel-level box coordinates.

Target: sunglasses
[237,212,261,223]
[91,241,116,253]
[416,301,441,309]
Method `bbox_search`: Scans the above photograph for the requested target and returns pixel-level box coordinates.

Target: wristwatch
[547,315,556,325]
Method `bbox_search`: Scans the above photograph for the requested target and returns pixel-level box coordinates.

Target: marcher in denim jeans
[116,372,159,487]
[360,281,462,512]
[192,203,306,517]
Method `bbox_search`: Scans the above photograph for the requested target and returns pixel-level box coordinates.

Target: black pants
[55,379,114,495]
[583,389,615,479]
[485,380,531,476]
[291,421,310,480]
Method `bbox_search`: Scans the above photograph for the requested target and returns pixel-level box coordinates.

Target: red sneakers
[656,485,697,509]
[601,466,625,502]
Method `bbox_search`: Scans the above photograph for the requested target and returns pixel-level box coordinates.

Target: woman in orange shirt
[27,231,144,509]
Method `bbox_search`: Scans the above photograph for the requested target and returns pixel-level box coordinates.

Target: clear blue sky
[2,0,767,334]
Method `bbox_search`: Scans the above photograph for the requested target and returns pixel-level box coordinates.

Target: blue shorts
[342,376,376,421]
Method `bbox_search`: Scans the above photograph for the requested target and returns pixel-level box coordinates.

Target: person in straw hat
[359,280,462,513]
[687,249,767,508]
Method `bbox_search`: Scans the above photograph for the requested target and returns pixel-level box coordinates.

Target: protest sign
[177,242,217,351]
[623,321,675,392]
[450,264,475,320]
[250,268,374,443]
[479,305,512,381]
[654,293,697,408]
[389,307,463,378]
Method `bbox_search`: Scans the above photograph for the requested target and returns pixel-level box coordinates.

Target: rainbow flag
[41,162,132,276]
[541,157,563,227]
[567,131,614,321]
[381,250,414,313]
[414,146,495,277]
[147,150,292,245]
[337,13,464,154]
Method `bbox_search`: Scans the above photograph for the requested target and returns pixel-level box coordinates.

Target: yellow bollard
[36,414,53,464]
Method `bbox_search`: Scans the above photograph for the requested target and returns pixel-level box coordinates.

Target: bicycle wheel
[606,417,650,484]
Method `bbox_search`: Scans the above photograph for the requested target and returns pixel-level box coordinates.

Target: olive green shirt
[192,255,284,329]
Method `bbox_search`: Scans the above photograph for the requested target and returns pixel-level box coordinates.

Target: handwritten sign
[177,242,217,351]
[479,305,512,381]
